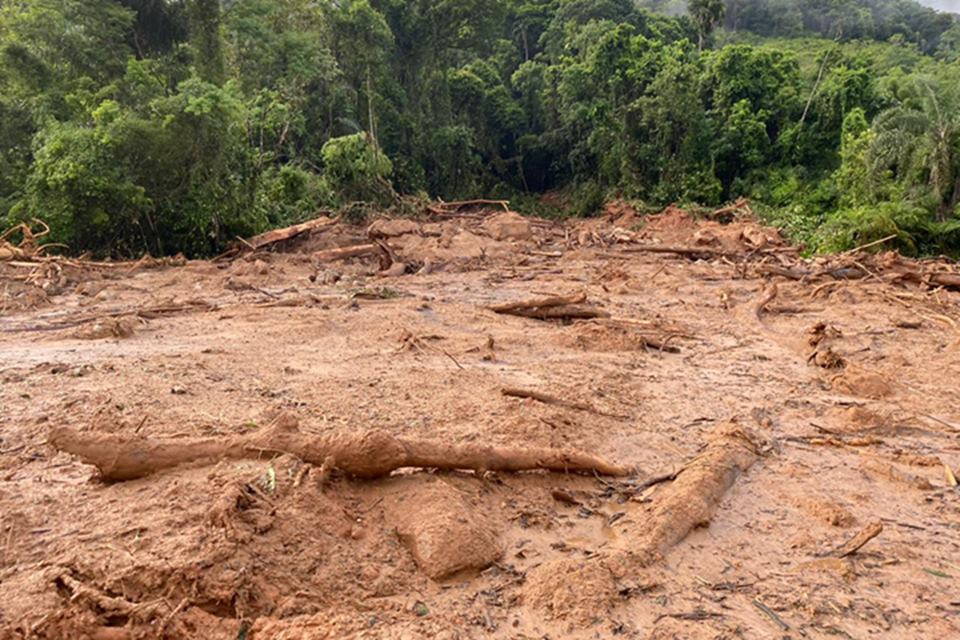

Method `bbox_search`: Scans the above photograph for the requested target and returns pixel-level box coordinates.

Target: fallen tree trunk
[428,199,511,215]
[488,292,608,320]
[49,421,628,481]
[629,423,760,564]
[243,214,338,251]
[920,272,960,290]
[503,304,610,320]
[618,245,737,259]
[313,243,378,262]
[521,422,760,617]
[488,292,586,313]
[755,264,811,280]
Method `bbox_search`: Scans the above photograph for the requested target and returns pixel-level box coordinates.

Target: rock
[385,479,502,580]
[71,316,138,341]
[482,211,532,241]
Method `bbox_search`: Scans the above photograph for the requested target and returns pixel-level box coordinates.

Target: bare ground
[1,206,959,639]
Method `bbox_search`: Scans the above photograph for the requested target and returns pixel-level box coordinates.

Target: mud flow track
[1,204,959,639]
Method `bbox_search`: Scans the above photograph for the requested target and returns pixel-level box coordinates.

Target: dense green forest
[1,0,958,256]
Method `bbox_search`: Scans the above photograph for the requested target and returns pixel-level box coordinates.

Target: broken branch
[501,387,596,413]
[830,521,883,558]
[430,199,511,214]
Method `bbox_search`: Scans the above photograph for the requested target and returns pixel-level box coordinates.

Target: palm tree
[688,0,725,52]
[869,75,959,220]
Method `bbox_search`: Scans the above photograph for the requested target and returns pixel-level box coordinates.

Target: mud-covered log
[49,420,628,481]
[507,304,611,320]
[630,423,760,563]
[925,272,960,289]
[488,292,609,320]
[488,292,586,313]
[618,245,737,259]
[243,214,338,250]
[312,243,378,262]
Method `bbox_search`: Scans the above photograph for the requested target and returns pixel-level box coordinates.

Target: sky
[915,0,960,12]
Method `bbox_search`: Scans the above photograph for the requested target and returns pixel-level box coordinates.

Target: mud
[1,206,959,638]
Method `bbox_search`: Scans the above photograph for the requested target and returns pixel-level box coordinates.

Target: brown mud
[1,203,959,639]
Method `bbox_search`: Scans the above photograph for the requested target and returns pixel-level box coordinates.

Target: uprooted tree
[49,417,628,481]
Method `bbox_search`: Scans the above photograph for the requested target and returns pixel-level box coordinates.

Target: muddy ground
[1,206,959,639]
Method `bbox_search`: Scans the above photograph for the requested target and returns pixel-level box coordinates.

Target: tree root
[49,419,628,482]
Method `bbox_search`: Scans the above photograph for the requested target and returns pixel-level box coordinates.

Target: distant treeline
[0,0,958,256]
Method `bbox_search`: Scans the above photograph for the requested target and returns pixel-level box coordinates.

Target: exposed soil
[2,205,959,639]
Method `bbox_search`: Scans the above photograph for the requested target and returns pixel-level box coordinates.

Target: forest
[0,0,958,257]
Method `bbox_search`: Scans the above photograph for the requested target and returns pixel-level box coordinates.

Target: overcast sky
[915,0,960,12]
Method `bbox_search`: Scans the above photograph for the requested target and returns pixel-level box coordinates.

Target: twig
[159,597,189,631]
[752,598,790,630]
[830,521,883,558]
[841,234,898,256]
[642,336,682,354]
[501,387,597,414]
[439,348,465,371]
[637,470,681,490]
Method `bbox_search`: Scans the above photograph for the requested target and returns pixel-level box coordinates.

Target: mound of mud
[384,479,502,580]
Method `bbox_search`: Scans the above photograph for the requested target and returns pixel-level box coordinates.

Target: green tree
[688,0,724,51]
[188,0,225,83]
[869,74,960,219]
[321,133,394,204]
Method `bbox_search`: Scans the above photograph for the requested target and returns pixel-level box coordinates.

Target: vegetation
[0,0,958,256]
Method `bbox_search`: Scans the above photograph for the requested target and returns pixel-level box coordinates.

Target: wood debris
[829,521,884,558]
[50,417,628,482]
[239,213,339,252]
[501,387,598,414]
[313,243,379,262]
[488,292,609,321]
